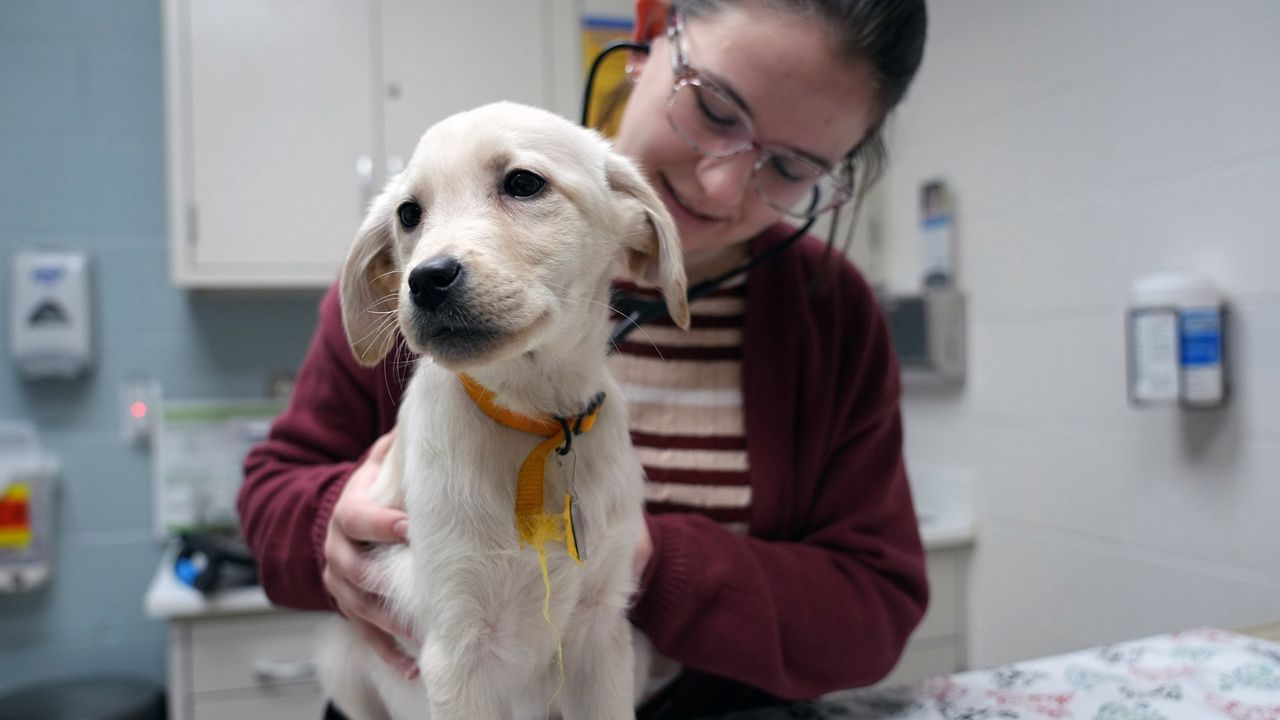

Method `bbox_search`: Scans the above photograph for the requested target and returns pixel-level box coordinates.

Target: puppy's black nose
[408,256,463,311]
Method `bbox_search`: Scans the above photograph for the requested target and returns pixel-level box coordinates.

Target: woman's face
[614,4,879,261]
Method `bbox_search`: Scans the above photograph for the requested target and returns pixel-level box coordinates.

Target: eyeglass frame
[662,6,856,218]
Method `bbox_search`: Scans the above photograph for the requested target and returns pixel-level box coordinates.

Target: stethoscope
[583,40,817,347]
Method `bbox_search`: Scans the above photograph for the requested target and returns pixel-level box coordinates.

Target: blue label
[922,213,952,229]
[32,266,64,285]
[1180,309,1221,366]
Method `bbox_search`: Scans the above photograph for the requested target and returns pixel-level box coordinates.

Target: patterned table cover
[718,627,1280,720]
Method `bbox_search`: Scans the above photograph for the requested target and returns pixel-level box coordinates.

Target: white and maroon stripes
[609,278,752,534]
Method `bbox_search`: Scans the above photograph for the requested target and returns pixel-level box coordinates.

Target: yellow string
[535,537,563,715]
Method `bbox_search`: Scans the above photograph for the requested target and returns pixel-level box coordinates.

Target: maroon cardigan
[238,224,928,717]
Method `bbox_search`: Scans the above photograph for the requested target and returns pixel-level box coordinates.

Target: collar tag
[558,453,584,561]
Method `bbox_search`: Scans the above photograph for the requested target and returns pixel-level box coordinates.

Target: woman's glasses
[664,8,855,219]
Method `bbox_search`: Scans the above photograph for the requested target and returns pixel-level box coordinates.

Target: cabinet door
[379,0,580,166]
[165,0,378,287]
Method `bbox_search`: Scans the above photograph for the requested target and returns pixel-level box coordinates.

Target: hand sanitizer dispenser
[10,250,92,380]
[1127,271,1227,409]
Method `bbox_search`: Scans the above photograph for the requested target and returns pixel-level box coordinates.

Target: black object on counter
[174,530,258,594]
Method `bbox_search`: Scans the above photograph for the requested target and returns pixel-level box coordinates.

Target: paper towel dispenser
[9,250,92,380]
[881,288,966,385]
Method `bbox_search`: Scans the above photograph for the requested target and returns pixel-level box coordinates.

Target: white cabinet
[146,552,332,720]
[163,0,583,289]
[166,610,329,720]
[876,545,972,687]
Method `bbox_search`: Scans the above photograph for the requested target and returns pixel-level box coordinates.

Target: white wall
[880,2,1280,667]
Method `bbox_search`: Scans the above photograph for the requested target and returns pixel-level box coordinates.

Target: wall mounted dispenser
[881,287,966,385]
[9,250,92,380]
[1127,271,1227,409]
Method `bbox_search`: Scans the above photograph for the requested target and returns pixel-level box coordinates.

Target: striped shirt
[608,276,751,535]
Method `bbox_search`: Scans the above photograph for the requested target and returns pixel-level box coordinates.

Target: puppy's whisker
[594,298,665,360]
[372,269,404,284]
[358,317,404,373]
[365,295,400,310]
[351,317,394,350]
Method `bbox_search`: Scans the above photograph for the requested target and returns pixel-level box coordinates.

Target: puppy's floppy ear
[606,153,691,330]
[339,186,401,366]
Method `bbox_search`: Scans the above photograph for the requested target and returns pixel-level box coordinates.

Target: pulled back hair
[597,0,927,257]
[678,0,926,117]
[679,0,927,257]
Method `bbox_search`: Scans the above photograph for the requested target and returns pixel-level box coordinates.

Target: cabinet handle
[252,659,318,685]
[356,154,374,213]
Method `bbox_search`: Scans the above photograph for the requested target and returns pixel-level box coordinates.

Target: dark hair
[678,0,926,117]
[675,0,927,256]
[593,1,927,256]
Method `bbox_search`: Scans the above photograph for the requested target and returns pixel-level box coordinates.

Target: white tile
[1116,436,1280,577]
[963,314,1131,426]
[1105,46,1225,187]
[971,424,1127,540]
[893,3,1024,125]
[963,200,1131,317]
[1229,299,1280,438]
[996,2,1225,102]
[970,419,1280,575]
[969,519,1280,667]
[1212,9,1280,161]
[1017,81,1124,206]
[1117,154,1280,299]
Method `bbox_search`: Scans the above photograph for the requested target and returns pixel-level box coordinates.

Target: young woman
[238,1,929,716]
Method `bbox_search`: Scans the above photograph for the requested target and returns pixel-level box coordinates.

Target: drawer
[193,683,326,720]
[913,548,961,641]
[190,611,328,694]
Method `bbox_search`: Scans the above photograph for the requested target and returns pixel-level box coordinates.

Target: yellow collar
[458,374,605,563]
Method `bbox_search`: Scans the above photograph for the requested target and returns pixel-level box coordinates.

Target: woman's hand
[322,430,420,679]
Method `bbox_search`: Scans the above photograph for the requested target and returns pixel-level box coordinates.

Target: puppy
[317,101,689,720]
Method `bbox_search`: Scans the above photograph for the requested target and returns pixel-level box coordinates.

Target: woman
[238,0,929,716]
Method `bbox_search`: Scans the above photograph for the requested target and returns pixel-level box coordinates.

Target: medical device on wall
[882,287,966,386]
[9,250,92,380]
[0,422,59,593]
[919,179,956,289]
[152,398,282,538]
[1127,272,1227,409]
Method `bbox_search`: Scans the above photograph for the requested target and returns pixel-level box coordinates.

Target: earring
[624,63,639,83]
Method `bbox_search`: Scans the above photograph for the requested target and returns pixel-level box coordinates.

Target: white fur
[317,102,688,720]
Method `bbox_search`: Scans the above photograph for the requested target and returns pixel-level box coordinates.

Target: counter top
[909,464,974,551]
[143,546,275,620]
[918,511,974,550]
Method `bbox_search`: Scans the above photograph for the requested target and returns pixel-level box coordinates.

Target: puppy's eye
[503,170,546,198]
[397,201,422,230]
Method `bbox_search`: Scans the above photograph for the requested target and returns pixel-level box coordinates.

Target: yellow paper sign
[582,16,635,137]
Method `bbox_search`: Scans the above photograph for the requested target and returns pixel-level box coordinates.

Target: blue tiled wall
[0,1,323,692]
